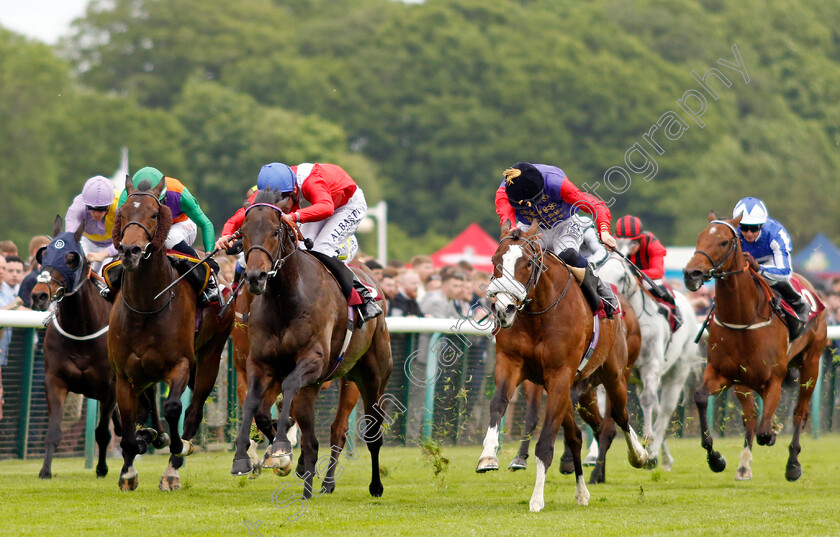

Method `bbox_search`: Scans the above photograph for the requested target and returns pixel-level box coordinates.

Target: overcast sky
[0,0,91,44]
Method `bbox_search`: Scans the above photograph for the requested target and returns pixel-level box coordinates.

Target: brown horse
[683,215,827,481]
[31,216,167,479]
[110,176,234,491]
[230,189,392,500]
[510,291,642,484]
[231,289,362,492]
[476,223,648,512]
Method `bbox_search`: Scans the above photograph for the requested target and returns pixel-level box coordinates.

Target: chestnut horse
[232,289,362,492]
[509,291,641,484]
[230,189,392,499]
[683,215,827,481]
[477,223,648,512]
[110,176,234,491]
[31,216,167,479]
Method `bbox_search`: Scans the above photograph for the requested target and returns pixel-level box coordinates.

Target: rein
[39,270,110,340]
[693,220,747,279]
[119,191,162,259]
[243,203,300,278]
[496,233,571,316]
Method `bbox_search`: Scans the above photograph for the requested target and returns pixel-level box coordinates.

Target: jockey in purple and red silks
[494,162,619,317]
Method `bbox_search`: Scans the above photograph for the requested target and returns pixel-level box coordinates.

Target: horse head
[683,213,744,291]
[240,189,298,295]
[31,215,89,310]
[114,175,172,271]
[486,221,545,328]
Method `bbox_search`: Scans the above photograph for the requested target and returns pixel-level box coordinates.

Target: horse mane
[111,194,173,251]
[252,188,287,206]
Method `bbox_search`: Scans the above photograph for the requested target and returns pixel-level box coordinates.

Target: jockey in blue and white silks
[733,197,810,323]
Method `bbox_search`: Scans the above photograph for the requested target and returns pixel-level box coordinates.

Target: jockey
[216,184,258,288]
[216,162,382,324]
[614,215,681,328]
[733,197,810,326]
[65,175,120,274]
[576,215,609,271]
[494,162,619,317]
[118,167,220,306]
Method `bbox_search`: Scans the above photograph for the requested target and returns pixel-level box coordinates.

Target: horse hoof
[320,483,336,495]
[785,462,802,482]
[582,454,598,467]
[96,465,109,478]
[119,470,139,491]
[369,482,384,497]
[756,432,775,446]
[559,460,575,475]
[476,456,499,473]
[231,458,253,476]
[644,456,658,470]
[708,452,726,473]
[159,475,181,491]
[137,439,148,455]
[735,466,752,481]
[508,457,527,471]
[588,471,605,485]
[152,433,170,450]
[272,465,292,477]
[39,468,52,480]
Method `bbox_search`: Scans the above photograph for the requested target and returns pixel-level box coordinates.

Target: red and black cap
[615,215,643,239]
[504,162,544,208]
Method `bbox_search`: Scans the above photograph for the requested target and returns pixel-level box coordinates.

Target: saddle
[770,278,824,340]
[651,284,682,333]
[102,251,212,300]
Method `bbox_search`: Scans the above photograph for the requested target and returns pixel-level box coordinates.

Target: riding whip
[218,274,245,319]
[610,248,669,299]
[153,230,241,300]
[694,299,715,344]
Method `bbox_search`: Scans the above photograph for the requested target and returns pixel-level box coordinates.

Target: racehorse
[230,189,392,499]
[508,291,642,484]
[477,223,648,512]
[231,289,362,492]
[683,214,827,481]
[30,215,167,479]
[110,177,234,491]
[599,251,700,469]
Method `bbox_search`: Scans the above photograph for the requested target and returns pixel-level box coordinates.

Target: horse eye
[719,241,727,247]
[151,212,158,220]
[274,227,282,237]
[526,260,533,268]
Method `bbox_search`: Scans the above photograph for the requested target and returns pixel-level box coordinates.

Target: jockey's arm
[64,195,86,233]
[179,188,216,252]
[582,225,609,268]
[495,185,517,229]
[758,238,793,282]
[640,238,666,280]
[296,176,335,223]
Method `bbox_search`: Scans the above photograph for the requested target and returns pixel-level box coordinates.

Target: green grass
[2,434,840,536]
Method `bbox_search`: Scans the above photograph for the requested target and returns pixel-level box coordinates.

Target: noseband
[36,268,75,303]
[693,220,746,280]
[119,191,162,259]
[243,203,302,278]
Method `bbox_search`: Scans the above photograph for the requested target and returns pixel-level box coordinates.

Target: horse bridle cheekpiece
[37,232,87,303]
[243,203,300,277]
[486,233,548,311]
[119,191,162,259]
[694,219,743,280]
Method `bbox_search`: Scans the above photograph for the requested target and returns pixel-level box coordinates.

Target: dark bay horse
[684,215,827,481]
[31,215,167,479]
[232,289,362,491]
[477,223,648,512]
[509,291,642,484]
[110,176,234,491]
[230,189,392,500]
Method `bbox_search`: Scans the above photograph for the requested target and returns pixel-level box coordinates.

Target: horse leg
[530,378,576,512]
[158,360,190,491]
[39,377,68,479]
[510,381,541,471]
[733,388,757,481]
[476,358,522,473]
[559,384,586,475]
[648,359,691,470]
[143,386,170,449]
[756,374,784,447]
[694,367,731,473]
[574,387,606,484]
[786,347,820,482]
[601,354,648,470]
[232,360,273,475]
[264,368,309,475]
[116,377,141,491]
[320,379,360,494]
[636,350,664,445]
[95,399,116,478]
[290,386,320,500]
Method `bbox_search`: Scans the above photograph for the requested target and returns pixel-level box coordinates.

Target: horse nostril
[505,304,516,316]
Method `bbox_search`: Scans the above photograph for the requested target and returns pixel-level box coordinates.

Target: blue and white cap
[733,197,768,225]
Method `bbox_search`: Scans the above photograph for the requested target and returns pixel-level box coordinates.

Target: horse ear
[74,219,85,242]
[707,209,718,222]
[731,213,743,226]
[500,220,511,239]
[151,177,165,200]
[53,214,63,236]
[522,224,540,239]
[125,174,133,194]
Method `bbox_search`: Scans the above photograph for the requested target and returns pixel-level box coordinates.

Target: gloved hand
[743,252,760,272]
[600,230,617,249]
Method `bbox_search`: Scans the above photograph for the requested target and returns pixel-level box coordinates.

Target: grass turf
[1,434,839,536]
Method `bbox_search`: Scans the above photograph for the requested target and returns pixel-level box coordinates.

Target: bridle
[693,220,747,280]
[118,191,162,259]
[36,267,82,304]
[242,203,302,278]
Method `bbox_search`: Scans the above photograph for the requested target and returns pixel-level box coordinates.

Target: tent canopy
[430,223,498,273]
[792,233,840,277]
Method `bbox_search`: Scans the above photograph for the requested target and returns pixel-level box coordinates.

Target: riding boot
[352,276,383,325]
[574,265,615,318]
[595,275,619,318]
[198,272,221,306]
[772,280,810,338]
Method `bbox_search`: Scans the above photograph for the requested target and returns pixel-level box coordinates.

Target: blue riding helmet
[257,163,296,192]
